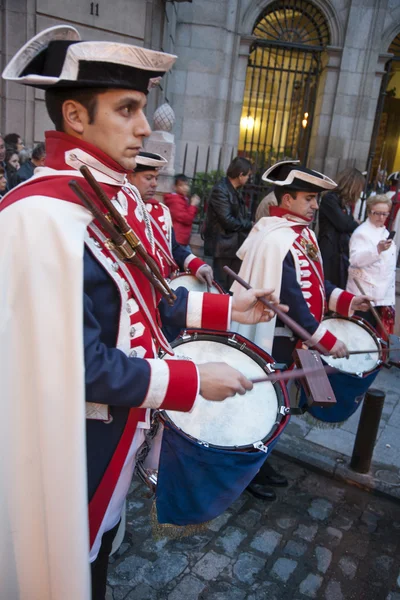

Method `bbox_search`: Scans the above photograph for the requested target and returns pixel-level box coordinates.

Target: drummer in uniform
[232,160,371,500]
[129,150,214,284]
[0,26,284,600]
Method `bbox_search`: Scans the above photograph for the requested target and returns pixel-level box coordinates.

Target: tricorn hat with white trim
[262,160,336,193]
[134,151,168,172]
[2,25,176,93]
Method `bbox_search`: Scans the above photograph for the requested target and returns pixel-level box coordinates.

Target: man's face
[16,138,24,152]
[0,137,5,162]
[283,191,319,221]
[79,89,151,171]
[129,170,159,200]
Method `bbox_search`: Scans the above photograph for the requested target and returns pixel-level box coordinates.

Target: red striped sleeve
[142,358,199,411]
[186,291,231,331]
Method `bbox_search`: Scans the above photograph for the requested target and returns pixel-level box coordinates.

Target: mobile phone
[388,231,396,240]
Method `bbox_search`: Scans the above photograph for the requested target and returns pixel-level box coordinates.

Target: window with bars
[239,0,330,168]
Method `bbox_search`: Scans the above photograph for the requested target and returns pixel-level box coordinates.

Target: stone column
[322,0,390,177]
[144,103,176,199]
[307,47,342,175]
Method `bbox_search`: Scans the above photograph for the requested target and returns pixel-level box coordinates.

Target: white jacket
[347,219,396,306]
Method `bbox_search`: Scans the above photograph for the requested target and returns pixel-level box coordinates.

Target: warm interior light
[304,112,309,118]
[241,115,255,130]
[302,119,308,128]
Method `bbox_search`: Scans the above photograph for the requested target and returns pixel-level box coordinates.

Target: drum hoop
[160,331,290,451]
[169,271,224,294]
[322,314,383,375]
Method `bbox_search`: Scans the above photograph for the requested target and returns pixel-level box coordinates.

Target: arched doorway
[239,0,330,169]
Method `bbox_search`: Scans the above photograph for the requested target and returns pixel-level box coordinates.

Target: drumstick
[331,348,383,357]
[353,277,389,339]
[224,266,330,355]
[250,365,337,384]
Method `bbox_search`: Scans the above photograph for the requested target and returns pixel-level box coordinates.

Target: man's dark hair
[227,157,252,179]
[32,142,46,161]
[0,165,4,176]
[45,88,106,131]
[274,186,297,205]
[4,133,21,148]
[174,173,189,185]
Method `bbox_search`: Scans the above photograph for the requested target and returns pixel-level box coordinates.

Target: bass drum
[169,272,224,294]
[300,316,382,423]
[136,330,290,526]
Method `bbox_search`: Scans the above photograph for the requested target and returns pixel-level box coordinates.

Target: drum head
[164,338,281,448]
[322,317,380,375]
[169,274,220,294]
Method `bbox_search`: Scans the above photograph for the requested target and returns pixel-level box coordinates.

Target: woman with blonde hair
[347,194,396,334]
[318,167,365,287]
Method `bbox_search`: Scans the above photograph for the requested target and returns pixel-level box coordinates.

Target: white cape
[230,217,300,354]
[0,195,92,599]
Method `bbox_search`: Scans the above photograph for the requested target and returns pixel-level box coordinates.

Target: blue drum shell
[156,421,280,526]
[300,369,380,423]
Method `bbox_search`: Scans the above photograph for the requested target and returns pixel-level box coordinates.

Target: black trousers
[90,520,120,600]
[213,257,242,292]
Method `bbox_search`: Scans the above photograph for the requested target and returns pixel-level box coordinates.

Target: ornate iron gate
[239,0,330,168]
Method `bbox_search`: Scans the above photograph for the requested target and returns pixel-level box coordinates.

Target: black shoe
[256,462,288,487]
[246,482,277,501]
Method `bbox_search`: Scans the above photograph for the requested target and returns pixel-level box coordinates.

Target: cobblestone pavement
[107,456,400,600]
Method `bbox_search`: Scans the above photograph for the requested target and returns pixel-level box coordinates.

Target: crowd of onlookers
[0,132,46,198]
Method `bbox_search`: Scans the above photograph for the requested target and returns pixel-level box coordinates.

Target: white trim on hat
[2,25,80,84]
[59,42,176,82]
[2,25,176,87]
[262,160,336,190]
[136,153,168,169]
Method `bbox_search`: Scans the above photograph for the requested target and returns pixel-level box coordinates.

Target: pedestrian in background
[318,167,365,288]
[164,174,200,251]
[11,141,46,187]
[4,146,20,188]
[347,194,396,335]
[203,157,253,290]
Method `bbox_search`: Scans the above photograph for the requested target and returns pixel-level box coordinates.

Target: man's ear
[281,192,293,209]
[61,100,87,135]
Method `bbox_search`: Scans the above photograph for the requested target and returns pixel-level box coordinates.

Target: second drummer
[128,151,214,285]
[231,160,371,500]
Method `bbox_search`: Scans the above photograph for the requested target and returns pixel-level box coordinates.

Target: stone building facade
[1,0,400,180]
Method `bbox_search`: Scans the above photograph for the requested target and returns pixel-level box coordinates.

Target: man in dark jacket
[204,157,253,290]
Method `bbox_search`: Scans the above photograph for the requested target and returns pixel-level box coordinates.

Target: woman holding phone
[346,195,396,334]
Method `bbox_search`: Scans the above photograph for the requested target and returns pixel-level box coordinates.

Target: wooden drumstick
[353,277,389,339]
[250,364,337,384]
[224,266,330,355]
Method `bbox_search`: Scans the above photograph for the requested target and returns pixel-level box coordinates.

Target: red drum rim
[322,314,383,376]
[169,271,224,294]
[159,330,290,452]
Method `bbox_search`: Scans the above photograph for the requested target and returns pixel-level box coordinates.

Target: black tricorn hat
[2,25,176,94]
[135,151,168,172]
[262,160,336,193]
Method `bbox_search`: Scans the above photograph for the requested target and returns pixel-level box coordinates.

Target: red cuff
[336,290,354,316]
[316,330,337,352]
[187,256,206,274]
[142,359,198,410]
[186,291,230,330]
[159,361,199,411]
